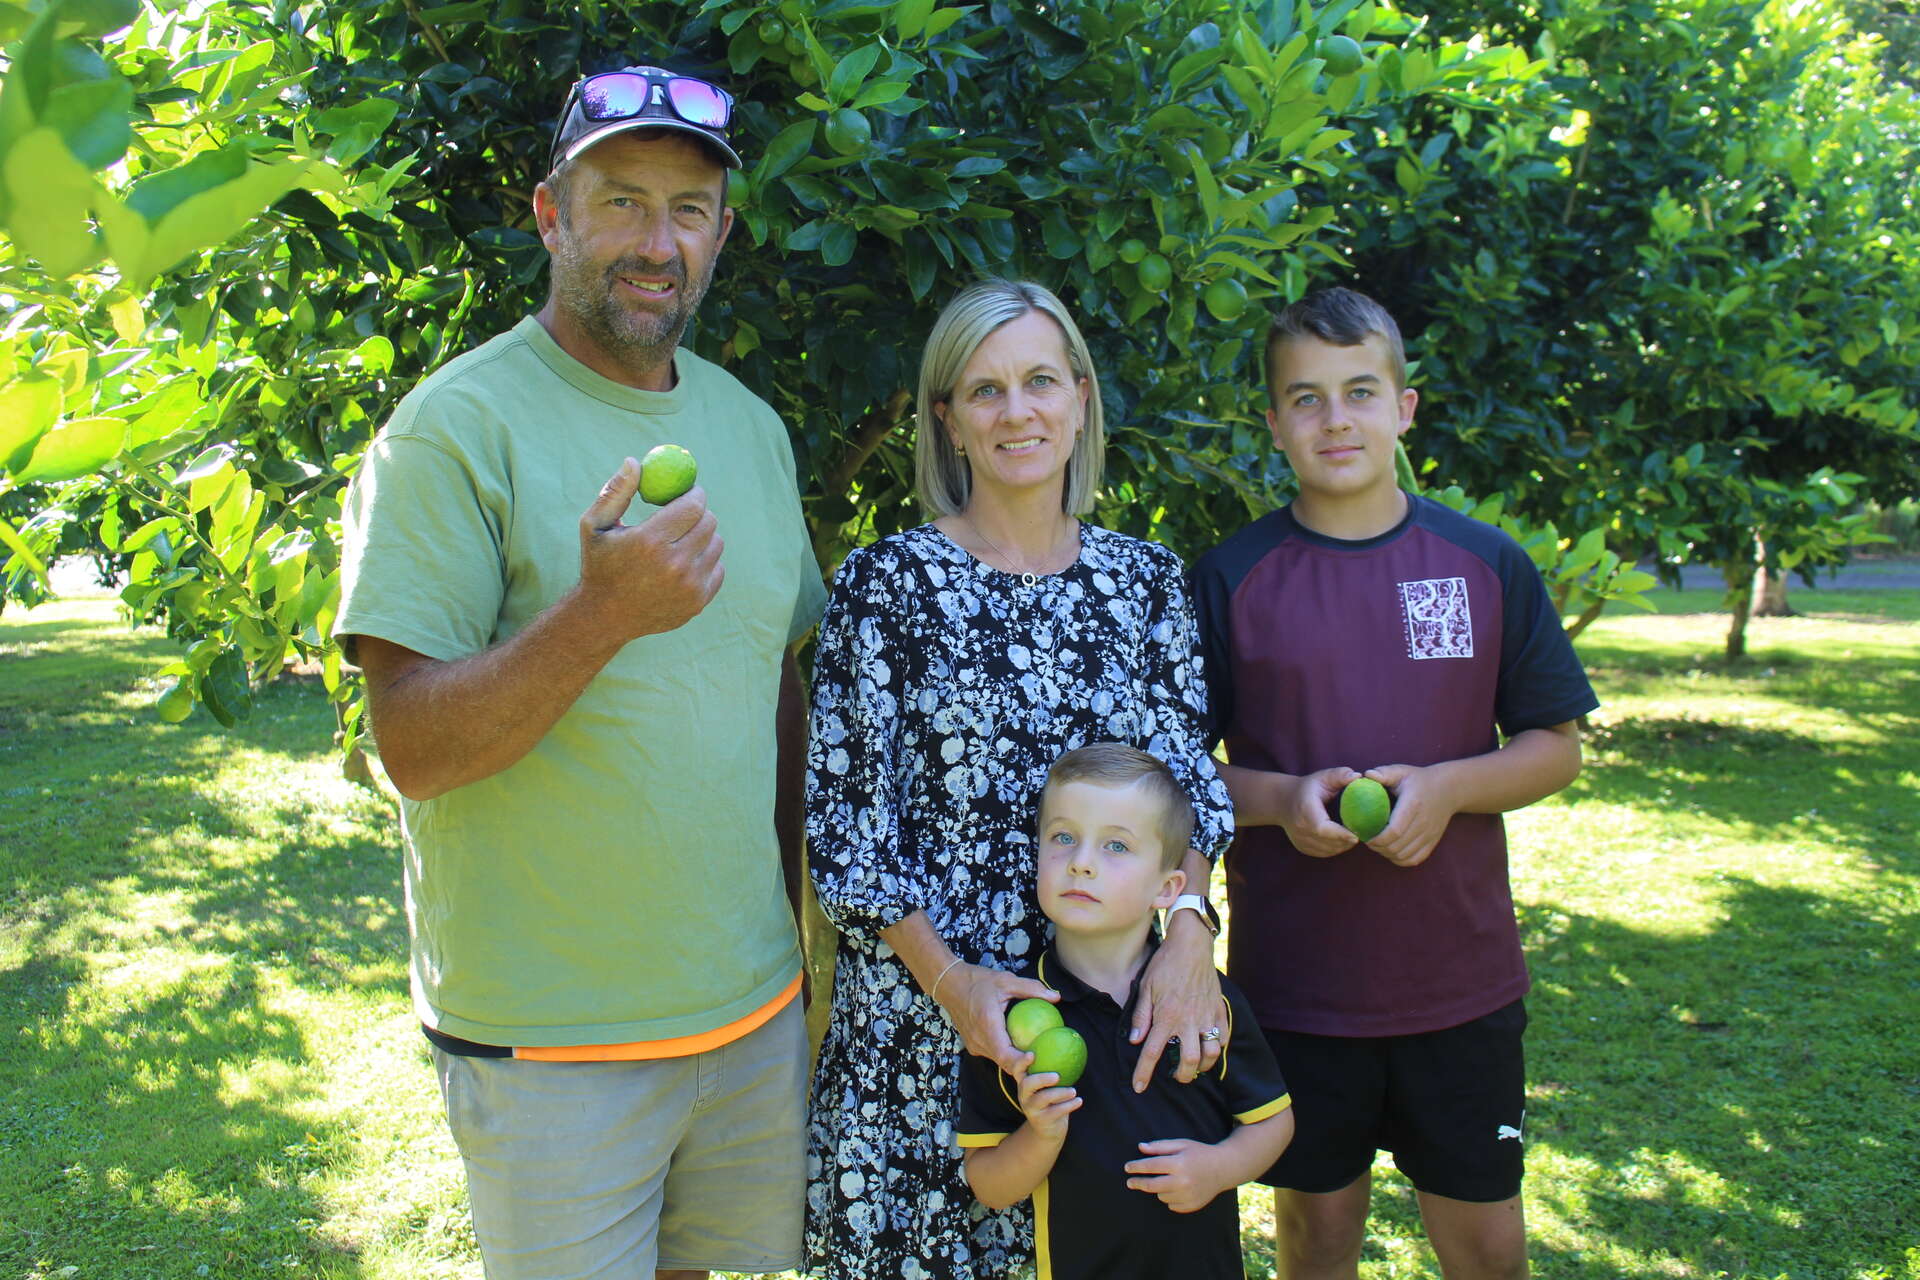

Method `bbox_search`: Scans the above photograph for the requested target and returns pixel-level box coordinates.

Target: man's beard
[550,238,718,372]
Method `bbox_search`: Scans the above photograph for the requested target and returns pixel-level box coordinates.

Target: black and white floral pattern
[803,523,1233,1280]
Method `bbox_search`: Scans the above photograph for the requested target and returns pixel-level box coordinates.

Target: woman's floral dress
[803,523,1234,1280]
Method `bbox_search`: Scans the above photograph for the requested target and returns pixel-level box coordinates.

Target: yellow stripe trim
[1035,1176,1052,1280]
[956,1132,1008,1148]
[1235,1092,1293,1125]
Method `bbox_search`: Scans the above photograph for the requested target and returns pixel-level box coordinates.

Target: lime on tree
[1320,34,1365,75]
[824,109,871,156]
[155,679,194,723]
[1339,777,1392,842]
[1203,278,1249,320]
[640,444,698,505]
[1006,998,1064,1051]
[1137,253,1173,293]
[1028,1025,1088,1087]
[1116,237,1149,264]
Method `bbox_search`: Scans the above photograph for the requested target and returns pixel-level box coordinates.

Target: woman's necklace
[965,515,1069,588]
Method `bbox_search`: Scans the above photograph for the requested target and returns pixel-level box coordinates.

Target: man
[335,65,824,1279]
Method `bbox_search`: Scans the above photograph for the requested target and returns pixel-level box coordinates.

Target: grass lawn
[2,585,1916,1279]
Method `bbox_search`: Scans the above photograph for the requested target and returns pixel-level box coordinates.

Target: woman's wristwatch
[1167,893,1221,936]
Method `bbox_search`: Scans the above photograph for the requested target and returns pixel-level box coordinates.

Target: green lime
[759,17,786,44]
[1203,277,1249,321]
[1137,252,1173,293]
[640,444,698,505]
[1028,1025,1087,1087]
[824,108,870,156]
[1320,34,1365,76]
[156,680,194,723]
[779,0,803,18]
[1339,777,1392,843]
[1006,998,1064,1051]
[1117,237,1148,264]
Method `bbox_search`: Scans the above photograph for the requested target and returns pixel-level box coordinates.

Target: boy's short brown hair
[1041,742,1194,871]
[1265,287,1407,408]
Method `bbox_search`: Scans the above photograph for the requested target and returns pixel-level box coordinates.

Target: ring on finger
[1199,1026,1221,1042]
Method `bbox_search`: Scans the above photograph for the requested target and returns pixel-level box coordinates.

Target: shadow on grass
[2,604,405,1278]
[1509,879,1919,1279]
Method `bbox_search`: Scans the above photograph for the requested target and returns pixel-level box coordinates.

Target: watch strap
[1168,893,1220,935]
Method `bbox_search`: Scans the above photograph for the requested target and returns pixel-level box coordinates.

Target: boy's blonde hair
[1042,742,1194,871]
[1264,287,1407,408]
[914,278,1106,518]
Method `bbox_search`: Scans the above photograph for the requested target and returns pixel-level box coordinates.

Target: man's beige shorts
[432,999,806,1278]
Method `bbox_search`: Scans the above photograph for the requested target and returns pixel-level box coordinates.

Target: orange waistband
[511,971,802,1062]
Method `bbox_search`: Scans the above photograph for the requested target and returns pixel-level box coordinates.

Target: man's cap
[550,65,743,172]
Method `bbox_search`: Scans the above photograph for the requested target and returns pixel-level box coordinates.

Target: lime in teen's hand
[639,444,697,505]
[1339,777,1393,843]
[1006,998,1064,1051]
[1028,1026,1087,1087]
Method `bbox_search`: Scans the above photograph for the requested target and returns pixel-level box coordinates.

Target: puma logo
[1496,1124,1523,1142]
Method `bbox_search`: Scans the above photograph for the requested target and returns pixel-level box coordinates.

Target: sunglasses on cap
[547,68,738,173]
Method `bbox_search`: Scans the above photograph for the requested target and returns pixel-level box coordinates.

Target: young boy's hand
[1281,767,1362,857]
[1123,1139,1227,1214]
[1012,1053,1081,1143]
[1362,763,1456,866]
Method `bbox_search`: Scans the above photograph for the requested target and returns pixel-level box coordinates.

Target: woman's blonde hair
[913,278,1106,518]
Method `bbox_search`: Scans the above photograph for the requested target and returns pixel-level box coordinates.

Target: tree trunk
[1723,557,1755,661]
[1751,534,1796,617]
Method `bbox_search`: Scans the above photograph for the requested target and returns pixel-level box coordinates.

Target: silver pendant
[1020,573,1039,588]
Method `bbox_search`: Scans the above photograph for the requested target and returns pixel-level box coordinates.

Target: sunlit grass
[3,586,1916,1279]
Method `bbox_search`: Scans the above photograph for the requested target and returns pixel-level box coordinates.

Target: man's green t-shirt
[336,317,826,1047]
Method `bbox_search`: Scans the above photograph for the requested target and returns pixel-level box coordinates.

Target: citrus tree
[3,0,1662,748]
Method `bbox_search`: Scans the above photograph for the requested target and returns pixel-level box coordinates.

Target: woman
[804,279,1235,1279]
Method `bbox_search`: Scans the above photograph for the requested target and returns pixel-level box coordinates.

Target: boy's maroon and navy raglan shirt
[1192,495,1599,1038]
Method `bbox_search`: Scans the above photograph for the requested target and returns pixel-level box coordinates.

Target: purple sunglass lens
[580,74,652,121]
[666,79,729,127]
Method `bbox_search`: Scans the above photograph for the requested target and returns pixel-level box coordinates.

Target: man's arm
[775,647,807,934]
[359,459,722,801]
[1365,720,1583,867]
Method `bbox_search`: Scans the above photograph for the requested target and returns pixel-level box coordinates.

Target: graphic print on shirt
[1398,576,1474,660]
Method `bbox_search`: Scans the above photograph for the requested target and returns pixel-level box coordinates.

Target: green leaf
[11,415,126,483]
[3,127,100,276]
[828,43,883,106]
[44,74,132,169]
[1184,142,1220,228]
[894,0,936,39]
[0,373,62,471]
[199,647,252,726]
[0,515,49,584]
[118,147,320,288]
[755,119,817,184]
[1041,205,1081,259]
[312,96,399,165]
[821,222,857,266]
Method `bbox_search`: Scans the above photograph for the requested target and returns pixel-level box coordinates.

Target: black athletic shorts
[1257,999,1528,1203]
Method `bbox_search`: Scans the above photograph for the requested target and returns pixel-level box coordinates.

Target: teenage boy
[1191,288,1599,1280]
[957,743,1295,1280]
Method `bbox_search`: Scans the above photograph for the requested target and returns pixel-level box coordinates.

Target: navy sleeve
[1491,538,1601,736]
[1218,978,1292,1123]
[1189,551,1236,749]
[956,1049,1023,1147]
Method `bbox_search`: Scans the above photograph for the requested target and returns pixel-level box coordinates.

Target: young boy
[1190,287,1599,1279]
[957,742,1295,1280]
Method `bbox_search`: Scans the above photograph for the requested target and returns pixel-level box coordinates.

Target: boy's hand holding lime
[1006,998,1085,1139]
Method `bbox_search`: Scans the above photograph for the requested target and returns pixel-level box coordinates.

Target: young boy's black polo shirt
[957,947,1291,1280]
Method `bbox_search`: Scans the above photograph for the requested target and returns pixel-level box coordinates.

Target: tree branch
[402,0,454,64]
[810,387,912,564]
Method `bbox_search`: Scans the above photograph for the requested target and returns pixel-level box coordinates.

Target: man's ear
[716,203,735,251]
[534,181,564,252]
